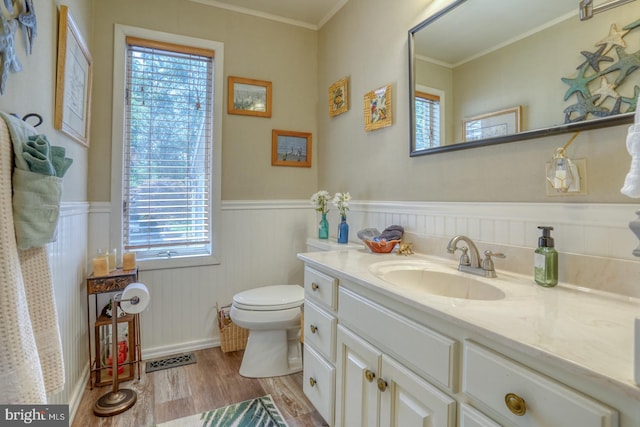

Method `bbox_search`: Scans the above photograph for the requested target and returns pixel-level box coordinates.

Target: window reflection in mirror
[409,0,638,156]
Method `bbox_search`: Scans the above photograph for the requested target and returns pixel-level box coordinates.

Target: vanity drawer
[463,341,618,427]
[304,344,335,426]
[459,403,501,427]
[304,299,337,362]
[338,287,457,391]
[304,266,338,310]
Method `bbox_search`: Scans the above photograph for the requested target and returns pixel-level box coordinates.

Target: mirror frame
[408,0,635,157]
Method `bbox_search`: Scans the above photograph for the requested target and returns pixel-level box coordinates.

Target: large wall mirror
[409,0,638,156]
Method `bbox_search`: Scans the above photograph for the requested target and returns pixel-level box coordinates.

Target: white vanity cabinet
[303,266,338,425]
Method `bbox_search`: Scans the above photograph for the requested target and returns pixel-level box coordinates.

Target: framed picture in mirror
[271,129,311,167]
[364,85,392,131]
[328,77,349,117]
[463,106,522,142]
[228,76,272,117]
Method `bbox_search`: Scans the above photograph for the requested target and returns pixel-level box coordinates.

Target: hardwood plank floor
[72,347,327,426]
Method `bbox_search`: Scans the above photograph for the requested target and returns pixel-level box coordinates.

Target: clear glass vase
[318,213,329,239]
[337,215,349,244]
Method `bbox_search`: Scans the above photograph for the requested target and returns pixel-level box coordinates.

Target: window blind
[415,91,441,150]
[123,37,214,259]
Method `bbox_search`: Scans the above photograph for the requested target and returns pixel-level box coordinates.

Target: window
[415,90,441,150]
[112,26,223,269]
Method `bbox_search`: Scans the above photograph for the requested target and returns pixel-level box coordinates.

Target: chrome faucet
[446,235,505,278]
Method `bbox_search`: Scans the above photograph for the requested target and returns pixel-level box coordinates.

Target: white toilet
[230,284,304,378]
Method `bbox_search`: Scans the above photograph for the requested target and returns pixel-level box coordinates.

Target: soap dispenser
[534,226,558,287]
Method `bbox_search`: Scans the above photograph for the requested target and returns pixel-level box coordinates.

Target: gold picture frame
[271,129,311,167]
[364,85,392,131]
[54,5,93,147]
[462,106,522,142]
[328,77,348,117]
[228,76,272,117]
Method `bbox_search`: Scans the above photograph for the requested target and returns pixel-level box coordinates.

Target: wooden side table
[86,268,141,388]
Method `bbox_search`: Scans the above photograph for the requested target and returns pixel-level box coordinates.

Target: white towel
[621,108,640,198]
[0,117,64,403]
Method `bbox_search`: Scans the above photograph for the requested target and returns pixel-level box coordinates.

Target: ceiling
[188,0,348,29]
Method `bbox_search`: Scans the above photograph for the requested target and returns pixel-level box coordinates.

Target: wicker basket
[216,303,249,353]
[363,239,401,253]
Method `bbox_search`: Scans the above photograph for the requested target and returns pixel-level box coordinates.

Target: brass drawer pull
[505,393,526,416]
[311,282,319,291]
[309,377,316,387]
[364,369,376,383]
[310,324,318,334]
[377,378,388,392]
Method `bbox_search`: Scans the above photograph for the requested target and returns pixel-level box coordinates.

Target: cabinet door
[335,325,381,427]
[379,354,456,427]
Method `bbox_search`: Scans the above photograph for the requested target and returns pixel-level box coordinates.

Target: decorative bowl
[363,239,401,253]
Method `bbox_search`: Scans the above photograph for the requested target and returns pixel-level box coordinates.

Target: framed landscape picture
[228,76,272,117]
[463,106,522,142]
[271,129,311,167]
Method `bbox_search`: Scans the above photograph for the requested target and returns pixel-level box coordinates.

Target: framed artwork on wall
[364,84,392,131]
[54,5,93,147]
[328,77,348,117]
[462,106,522,142]
[228,76,272,117]
[271,129,311,167]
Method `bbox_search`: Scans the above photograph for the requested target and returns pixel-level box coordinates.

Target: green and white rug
[157,395,289,427]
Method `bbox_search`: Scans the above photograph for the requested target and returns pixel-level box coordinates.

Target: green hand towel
[25,134,50,157]
[23,135,55,176]
[49,146,73,178]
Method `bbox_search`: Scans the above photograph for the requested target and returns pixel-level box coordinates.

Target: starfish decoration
[564,92,608,123]
[578,45,613,72]
[3,0,12,14]
[561,62,596,101]
[595,23,628,55]
[604,97,624,116]
[621,85,640,112]
[600,46,640,85]
[18,0,37,55]
[592,76,619,105]
[0,13,22,95]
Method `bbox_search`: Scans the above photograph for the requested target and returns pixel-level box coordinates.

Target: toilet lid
[233,285,304,311]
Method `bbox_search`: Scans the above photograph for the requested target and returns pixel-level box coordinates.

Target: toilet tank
[306,237,363,252]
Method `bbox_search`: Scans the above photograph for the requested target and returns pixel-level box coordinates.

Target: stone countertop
[297,249,640,399]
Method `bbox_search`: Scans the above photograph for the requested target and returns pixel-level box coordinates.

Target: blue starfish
[18,0,37,55]
[600,46,640,85]
[621,85,640,112]
[0,13,22,95]
[623,18,640,31]
[562,62,597,101]
[564,92,609,123]
[578,45,613,72]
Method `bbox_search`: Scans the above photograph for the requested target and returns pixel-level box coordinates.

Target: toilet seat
[232,284,304,311]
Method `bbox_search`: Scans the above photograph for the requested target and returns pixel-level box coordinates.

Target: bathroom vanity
[297,249,640,427]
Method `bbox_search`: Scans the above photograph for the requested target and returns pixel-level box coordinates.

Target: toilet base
[239,329,302,378]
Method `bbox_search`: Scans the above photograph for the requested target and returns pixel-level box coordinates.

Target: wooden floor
[72,347,327,426]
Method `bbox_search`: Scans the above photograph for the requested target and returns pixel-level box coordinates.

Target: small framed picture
[271,129,311,167]
[463,106,522,142]
[328,77,348,117]
[228,76,272,117]
[364,84,392,131]
[54,5,93,146]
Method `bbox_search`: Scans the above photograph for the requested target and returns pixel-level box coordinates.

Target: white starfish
[592,76,620,105]
[595,23,628,55]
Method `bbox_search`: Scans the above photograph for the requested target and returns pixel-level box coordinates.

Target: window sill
[136,254,220,271]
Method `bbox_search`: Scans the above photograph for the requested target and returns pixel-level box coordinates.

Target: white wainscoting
[88,200,640,359]
[46,202,89,421]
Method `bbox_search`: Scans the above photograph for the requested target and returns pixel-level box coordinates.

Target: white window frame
[111,25,223,270]
[416,84,445,149]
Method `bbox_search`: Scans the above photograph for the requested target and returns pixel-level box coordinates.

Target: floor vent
[145,352,196,373]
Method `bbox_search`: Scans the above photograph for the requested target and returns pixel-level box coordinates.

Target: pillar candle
[123,252,136,270]
[93,256,109,277]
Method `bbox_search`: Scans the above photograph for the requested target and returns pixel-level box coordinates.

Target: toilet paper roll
[120,282,150,314]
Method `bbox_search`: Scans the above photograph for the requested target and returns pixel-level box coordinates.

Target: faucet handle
[482,250,505,274]
[458,246,470,266]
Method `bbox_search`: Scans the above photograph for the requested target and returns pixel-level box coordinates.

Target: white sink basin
[369,260,506,301]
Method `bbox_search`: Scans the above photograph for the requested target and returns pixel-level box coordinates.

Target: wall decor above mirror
[409,0,639,156]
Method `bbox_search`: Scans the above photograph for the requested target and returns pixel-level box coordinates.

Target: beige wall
[89,0,318,202]
[0,0,91,201]
[317,0,637,203]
